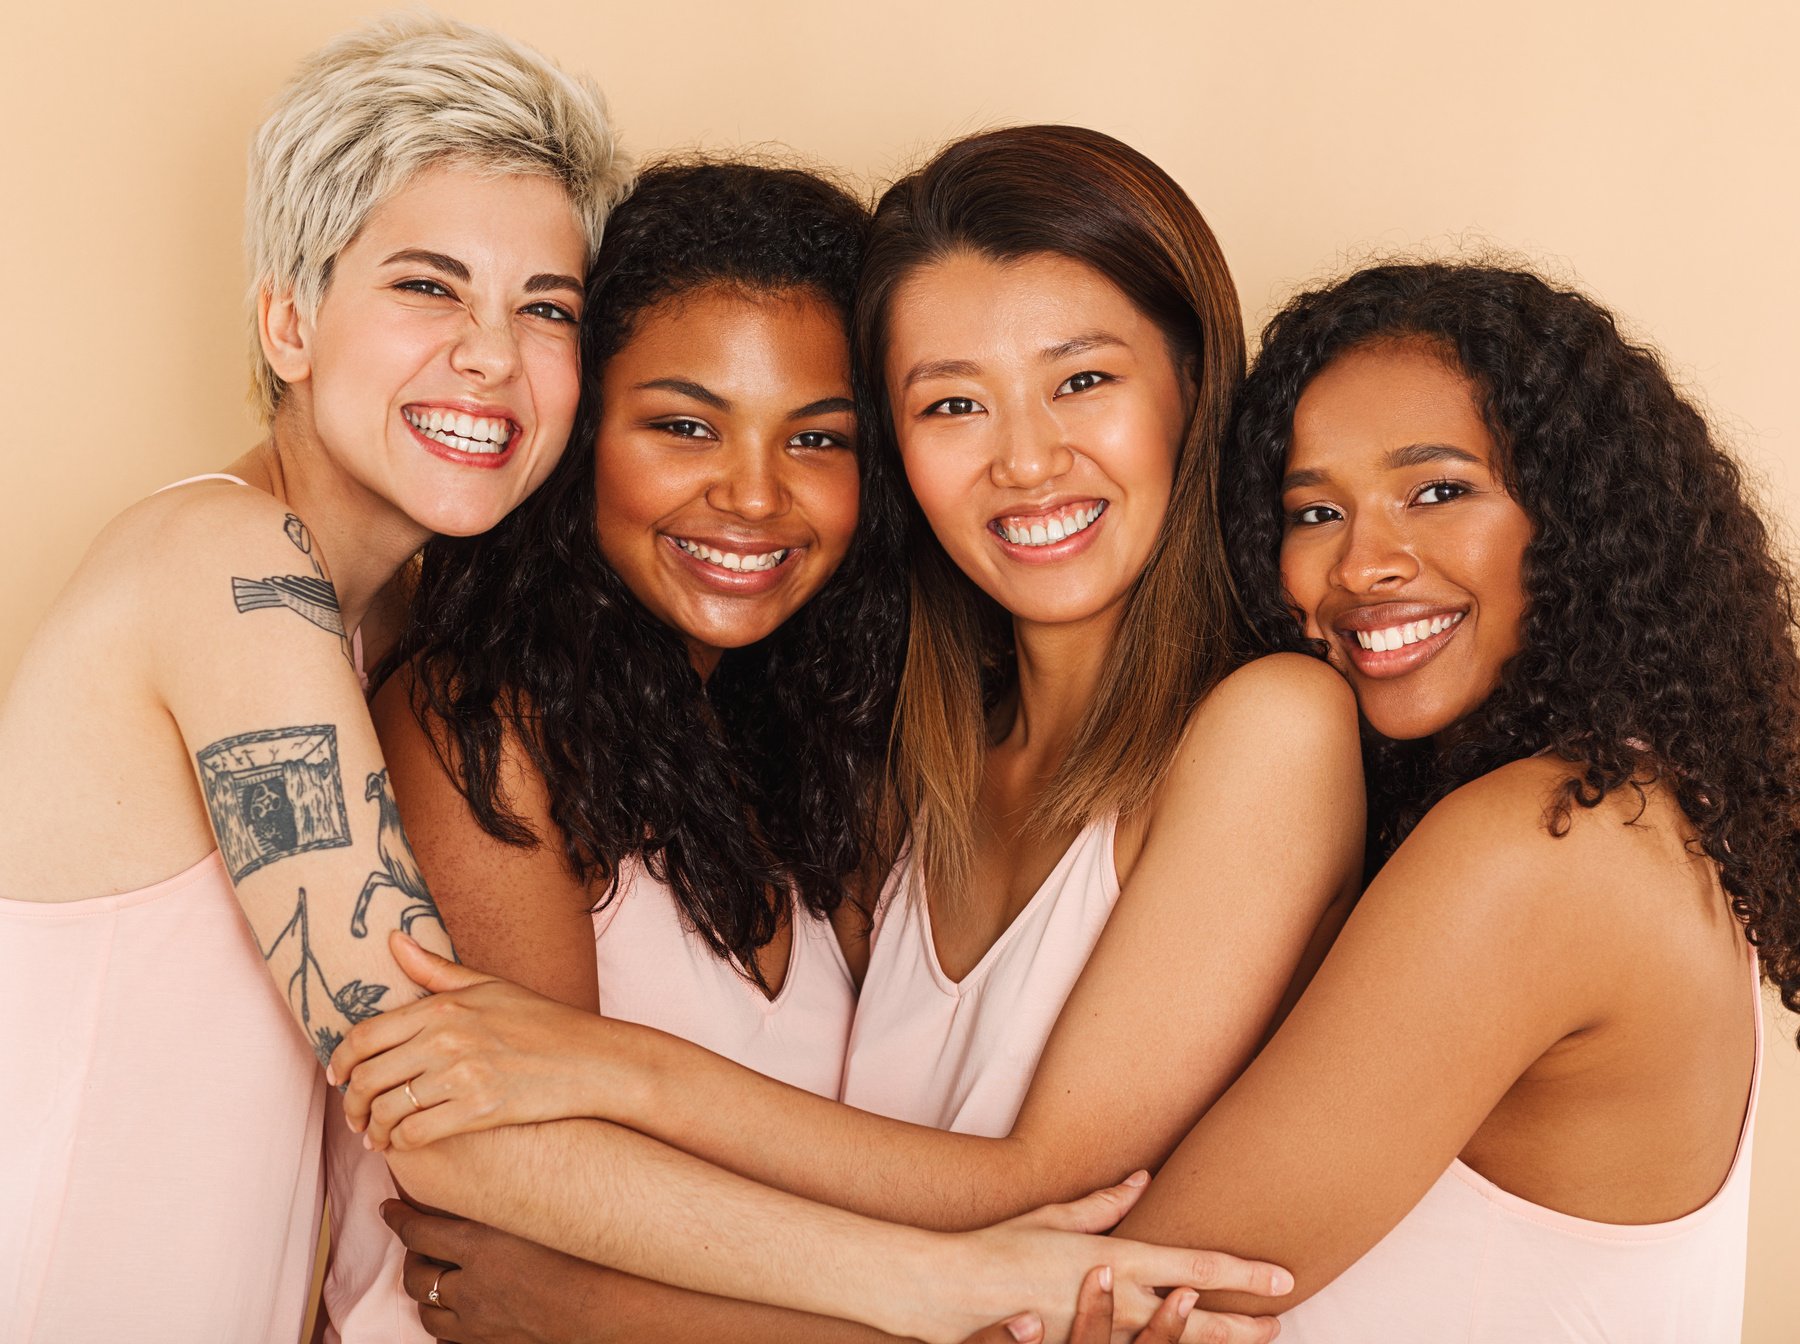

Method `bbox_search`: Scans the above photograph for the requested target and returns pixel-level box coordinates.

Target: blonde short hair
[245,12,631,420]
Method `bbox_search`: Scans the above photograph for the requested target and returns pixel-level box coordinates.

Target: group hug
[5,12,1797,1344]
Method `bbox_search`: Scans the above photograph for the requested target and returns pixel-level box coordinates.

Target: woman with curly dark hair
[1064,260,1789,1340]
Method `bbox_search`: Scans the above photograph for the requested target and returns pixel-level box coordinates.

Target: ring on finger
[403,1079,423,1113]
[427,1266,447,1307]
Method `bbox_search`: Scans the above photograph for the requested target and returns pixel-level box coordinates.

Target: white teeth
[1354,613,1463,652]
[672,538,790,573]
[996,502,1106,547]
[405,408,514,454]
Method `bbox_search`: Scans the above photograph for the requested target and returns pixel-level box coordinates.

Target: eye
[395,278,454,298]
[655,419,716,441]
[1414,480,1471,505]
[522,300,578,324]
[1289,503,1343,527]
[1055,370,1110,396]
[789,430,851,451]
[923,397,983,417]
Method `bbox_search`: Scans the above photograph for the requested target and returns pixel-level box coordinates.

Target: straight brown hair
[856,125,1249,902]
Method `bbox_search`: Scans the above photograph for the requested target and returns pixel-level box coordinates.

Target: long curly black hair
[1224,262,1800,1021]
[384,161,907,982]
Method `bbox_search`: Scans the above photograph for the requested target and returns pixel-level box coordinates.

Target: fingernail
[1005,1315,1043,1343]
[361,1133,372,1150]
[325,1065,337,1086]
[1124,1169,1149,1187]
[1097,1265,1112,1291]
[1272,1269,1295,1295]
[1175,1290,1198,1320]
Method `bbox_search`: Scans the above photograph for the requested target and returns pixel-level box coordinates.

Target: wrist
[871,1226,966,1344]
[574,1013,655,1128]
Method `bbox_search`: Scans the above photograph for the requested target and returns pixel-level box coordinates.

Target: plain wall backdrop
[3,1,1795,1337]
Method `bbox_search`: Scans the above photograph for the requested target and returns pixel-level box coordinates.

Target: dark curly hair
[384,160,907,983]
[1224,262,1800,1023]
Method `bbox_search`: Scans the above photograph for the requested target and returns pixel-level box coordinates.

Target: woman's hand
[930,1176,1287,1344]
[962,1262,1257,1344]
[328,933,630,1150]
[385,1199,617,1343]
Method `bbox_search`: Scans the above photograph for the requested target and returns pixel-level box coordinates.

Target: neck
[1003,600,1126,766]
[228,402,432,634]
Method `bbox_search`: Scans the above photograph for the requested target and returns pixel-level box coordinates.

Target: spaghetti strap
[152,472,252,494]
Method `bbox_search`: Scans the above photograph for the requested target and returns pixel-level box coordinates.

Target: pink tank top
[1277,952,1763,1343]
[593,858,855,1097]
[841,817,1121,1135]
[0,853,328,1342]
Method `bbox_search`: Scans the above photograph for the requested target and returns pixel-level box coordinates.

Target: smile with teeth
[404,407,515,455]
[672,538,792,573]
[1352,612,1464,653]
[993,501,1107,547]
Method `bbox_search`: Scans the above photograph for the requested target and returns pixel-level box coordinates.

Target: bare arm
[346,655,1364,1228]
[152,490,458,1063]
[370,668,600,1011]
[1112,763,1640,1312]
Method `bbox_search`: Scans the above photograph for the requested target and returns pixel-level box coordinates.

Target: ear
[258,285,312,387]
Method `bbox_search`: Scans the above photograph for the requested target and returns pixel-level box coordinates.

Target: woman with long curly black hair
[1095,260,1792,1340]
[356,159,915,1334]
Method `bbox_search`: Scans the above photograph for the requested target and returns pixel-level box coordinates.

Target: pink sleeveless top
[593,858,855,1097]
[1277,953,1763,1343]
[0,474,336,1342]
[841,818,1121,1135]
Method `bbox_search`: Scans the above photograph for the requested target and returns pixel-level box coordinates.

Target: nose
[708,438,790,521]
[990,403,1074,490]
[448,312,523,386]
[1332,507,1419,593]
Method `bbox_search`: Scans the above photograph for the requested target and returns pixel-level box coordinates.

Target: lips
[661,534,803,595]
[402,402,522,470]
[988,498,1109,564]
[1334,607,1467,679]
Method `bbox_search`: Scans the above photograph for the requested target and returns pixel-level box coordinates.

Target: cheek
[1277,543,1324,633]
[900,444,973,547]
[805,462,862,560]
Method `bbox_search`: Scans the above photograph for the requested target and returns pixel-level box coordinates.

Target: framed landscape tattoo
[196,725,352,882]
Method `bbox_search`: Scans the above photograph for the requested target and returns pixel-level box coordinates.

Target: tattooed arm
[152,489,454,1065]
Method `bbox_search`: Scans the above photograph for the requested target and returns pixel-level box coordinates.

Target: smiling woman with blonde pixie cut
[0,14,625,1341]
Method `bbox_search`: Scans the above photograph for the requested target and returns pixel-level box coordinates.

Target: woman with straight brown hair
[332,125,1361,1342]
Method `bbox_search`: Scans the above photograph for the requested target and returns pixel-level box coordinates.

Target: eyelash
[1286,479,1473,527]
[653,421,851,451]
[393,279,576,323]
[920,370,1111,418]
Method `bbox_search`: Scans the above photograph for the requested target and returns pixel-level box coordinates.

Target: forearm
[601,1022,1043,1229]
[589,1269,908,1344]
[385,1119,950,1338]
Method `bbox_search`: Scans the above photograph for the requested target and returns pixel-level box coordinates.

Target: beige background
[3,0,1795,1336]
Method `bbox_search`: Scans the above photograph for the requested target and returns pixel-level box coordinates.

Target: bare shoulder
[1164,653,1361,791]
[103,478,318,576]
[1376,756,1679,941]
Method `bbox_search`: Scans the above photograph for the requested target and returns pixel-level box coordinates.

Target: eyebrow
[899,357,981,391]
[1041,330,1127,362]
[381,249,582,297]
[790,395,856,419]
[635,378,729,410]
[1281,441,1485,493]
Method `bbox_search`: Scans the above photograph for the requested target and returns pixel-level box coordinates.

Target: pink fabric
[0,852,327,1343]
[592,858,855,1097]
[841,819,1121,1135]
[321,1096,422,1344]
[1277,952,1763,1343]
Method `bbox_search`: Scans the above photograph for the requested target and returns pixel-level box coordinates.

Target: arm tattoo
[196,726,352,883]
[257,886,392,1068]
[351,767,446,944]
[231,514,353,665]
